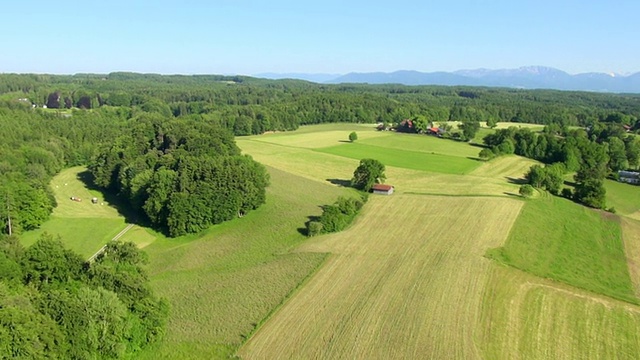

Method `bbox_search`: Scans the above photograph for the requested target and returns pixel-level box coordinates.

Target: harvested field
[138,167,357,358]
[469,155,539,181]
[239,195,523,359]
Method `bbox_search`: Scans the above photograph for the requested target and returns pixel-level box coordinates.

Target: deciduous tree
[351,159,386,191]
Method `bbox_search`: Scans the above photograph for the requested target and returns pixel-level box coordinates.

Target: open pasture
[239,195,523,359]
[21,166,153,257]
[49,166,121,218]
[316,142,481,174]
[621,218,640,297]
[489,195,636,303]
[493,122,546,130]
[20,166,138,257]
[358,131,481,158]
[238,126,536,197]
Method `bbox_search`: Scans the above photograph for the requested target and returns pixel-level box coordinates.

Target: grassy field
[237,128,536,197]
[488,195,636,303]
[480,265,640,359]
[606,179,640,219]
[469,155,539,180]
[239,195,523,359]
[19,166,142,258]
[358,132,481,158]
[317,142,481,174]
[137,166,357,358]
[253,124,384,149]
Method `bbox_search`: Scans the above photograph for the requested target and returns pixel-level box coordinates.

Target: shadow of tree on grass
[76,170,146,226]
[326,178,352,187]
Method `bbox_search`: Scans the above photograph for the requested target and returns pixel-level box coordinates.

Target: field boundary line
[490,260,640,307]
[87,223,135,262]
[238,253,332,351]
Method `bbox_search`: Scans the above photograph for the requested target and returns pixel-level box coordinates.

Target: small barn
[371,184,394,195]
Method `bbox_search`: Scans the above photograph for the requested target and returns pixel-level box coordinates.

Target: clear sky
[1,0,638,75]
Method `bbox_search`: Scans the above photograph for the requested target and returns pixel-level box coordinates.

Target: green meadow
[316,142,480,174]
[488,195,636,303]
[606,179,640,217]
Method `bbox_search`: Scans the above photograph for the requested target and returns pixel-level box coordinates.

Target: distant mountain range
[255,66,640,93]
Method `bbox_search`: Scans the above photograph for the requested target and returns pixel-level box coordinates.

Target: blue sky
[1,0,638,75]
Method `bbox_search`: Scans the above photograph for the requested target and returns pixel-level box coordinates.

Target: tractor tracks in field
[87,223,135,262]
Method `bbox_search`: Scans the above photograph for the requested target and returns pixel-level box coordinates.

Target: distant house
[623,125,632,132]
[371,184,394,195]
[619,170,640,185]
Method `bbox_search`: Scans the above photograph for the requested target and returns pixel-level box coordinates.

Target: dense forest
[1,72,640,356]
[0,236,167,358]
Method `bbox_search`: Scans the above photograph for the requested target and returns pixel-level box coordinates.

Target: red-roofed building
[371,184,394,195]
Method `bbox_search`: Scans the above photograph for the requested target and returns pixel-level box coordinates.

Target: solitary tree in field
[519,184,534,198]
[351,159,386,191]
[349,131,358,142]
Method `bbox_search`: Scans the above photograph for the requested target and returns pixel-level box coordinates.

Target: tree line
[0,235,168,358]
[480,122,640,208]
[1,73,639,138]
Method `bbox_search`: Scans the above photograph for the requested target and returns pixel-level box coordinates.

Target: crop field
[622,218,640,297]
[359,132,481,158]
[238,195,524,359]
[20,166,142,257]
[253,124,385,149]
[469,155,539,180]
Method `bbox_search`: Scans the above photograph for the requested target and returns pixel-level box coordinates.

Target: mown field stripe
[239,195,523,359]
